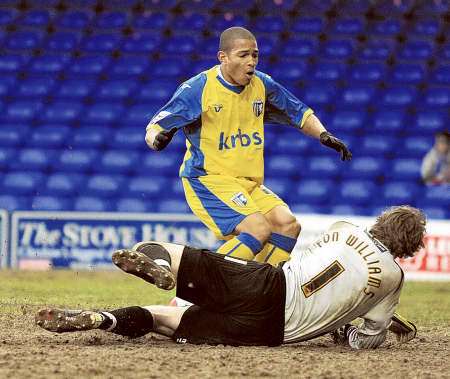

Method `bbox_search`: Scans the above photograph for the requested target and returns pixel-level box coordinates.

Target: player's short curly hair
[219,27,256,52]
[369,205,426,259]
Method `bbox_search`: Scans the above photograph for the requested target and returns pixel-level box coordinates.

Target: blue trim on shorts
[237,233,262,255]
[225,242,242,256]
[187,177,247,236]
[269,233,297,252]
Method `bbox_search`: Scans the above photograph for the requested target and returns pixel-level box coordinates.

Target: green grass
[0,271,449,328]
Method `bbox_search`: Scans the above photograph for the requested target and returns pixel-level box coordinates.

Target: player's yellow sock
[254,233,297,266]
[216,232,262,261]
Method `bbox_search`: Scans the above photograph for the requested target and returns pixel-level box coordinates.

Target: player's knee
[236,213,271,243]
[276,216,301,238]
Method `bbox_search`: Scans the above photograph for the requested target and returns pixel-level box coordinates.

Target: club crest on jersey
[231,192,248,207]
[213,104,223,113]
[252,99,263,117]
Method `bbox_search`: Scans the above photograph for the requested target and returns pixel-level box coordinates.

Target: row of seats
[0,181,447,217]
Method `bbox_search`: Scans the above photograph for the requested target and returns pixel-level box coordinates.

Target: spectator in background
[421,131,450,185]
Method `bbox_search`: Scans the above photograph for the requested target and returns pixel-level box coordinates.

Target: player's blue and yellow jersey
[146,66,313,184]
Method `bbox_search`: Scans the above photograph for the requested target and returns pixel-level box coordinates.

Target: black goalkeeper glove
[320,131,352,161]
[153,128,177,151]
[388,312,417,343]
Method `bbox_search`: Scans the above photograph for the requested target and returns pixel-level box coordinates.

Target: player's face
[219,38,259,86]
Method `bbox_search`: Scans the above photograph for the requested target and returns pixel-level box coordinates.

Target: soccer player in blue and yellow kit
[145,27,352,265]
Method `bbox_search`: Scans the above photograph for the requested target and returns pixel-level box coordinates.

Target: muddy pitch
[0,308,448,378]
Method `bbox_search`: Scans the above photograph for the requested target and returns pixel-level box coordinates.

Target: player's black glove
[153,128,177,151]
[330,324,355,345]
[388,312,417,343]
[319,131,352,161]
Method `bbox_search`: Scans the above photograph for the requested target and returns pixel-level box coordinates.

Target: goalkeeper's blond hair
[369,205,426,259]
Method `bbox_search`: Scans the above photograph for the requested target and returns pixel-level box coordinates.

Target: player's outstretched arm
[301,114,352,161]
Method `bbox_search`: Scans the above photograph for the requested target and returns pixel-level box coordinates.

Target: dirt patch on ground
[0,307,448,379]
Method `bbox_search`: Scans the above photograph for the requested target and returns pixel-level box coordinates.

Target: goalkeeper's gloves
[319,131,352,161]
[388,312,417,343]
[330,324,355,346]
[153,128,177,151]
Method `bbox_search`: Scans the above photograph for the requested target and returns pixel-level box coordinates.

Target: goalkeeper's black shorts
[172,247,286,346]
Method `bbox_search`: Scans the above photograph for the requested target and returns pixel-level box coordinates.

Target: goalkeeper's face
[219,38,259,86]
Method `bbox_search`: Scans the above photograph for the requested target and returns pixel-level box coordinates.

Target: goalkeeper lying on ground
[36,206,423,349]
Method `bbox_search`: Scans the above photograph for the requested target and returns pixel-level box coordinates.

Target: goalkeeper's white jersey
[283,221,403,343]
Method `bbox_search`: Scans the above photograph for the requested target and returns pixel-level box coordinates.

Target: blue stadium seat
[297,179,333,204]
[372,110,405,133]
[81,103,123,124]
[190,58,218,74]
[253,16,286,33]
[97,150,139,174]
[330,205,366,216]
[97,79,137,100]
[29,125,71,148]
[432,65,450,85]
[3,171,44,195]
[290,203,329,215]
[29,55,69,74]
[402,136,433,158]
[0,75,15,96]
[265,155,299,178]
[151,59,186,78]
[0,195,29,211]
[169,177,184,197]
[10,148,54,171]
[0,147,16,169]
[302,84,337,107]
[72,127,108,149]
[58,149,99,172]
[39,101,83,123]
[360,134,395,155]
[411,19,440,37]
[172,13,207,32]
[0,125,28,148]
[371,20,402,35]
[80,33,122,53]
[256,36,279,56]
[417,206,447,220]
[157,199,191,214]
[128,176,167,199]
[332,18,364,35]
[338,180,375,206]
[312,61,346,81]
[4,100,42,122]
[414,111,445,134]
[17,77,56,97]
[399,40,433,61]
[122,33,160,54]
[208,15,248,32]
[390,64,425,84]
[125,103,160,127]
[0,9,17,26]
[31,196,72,211]
[141,153,180,172]
[281,37,317,59]
[109,127,145,150]
[46,32,81,52]
[6,31,43,50]
[84,175,124,198]
[340,85,375,106]
[69,56,110,76]
[305,157,340,179]
[138,79,178,102]
[263,178,292,201]
[291,17,324,34]
[73,196,110,212]
[43,173,86,196]
[330,111,366,133]
[273,136,312,155]
[94,11,127,29]
[271,62,308,83]
[388,159,422,181]
[133,12,169,30]
[425,87,450,109]
[381,87,417,107]
[360,40,393,60]
[110,56,149,77]
[0,54,29,73]
[57,78,96,98]
[115,198,149,213]
[422,185,450,207]
[322,39,354,59]
[350,63,385,82]
[439,43,450,61]
[56,10,92,29]
[22,10,51,27]
[382,182,419,204]
[344,157,384,179]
